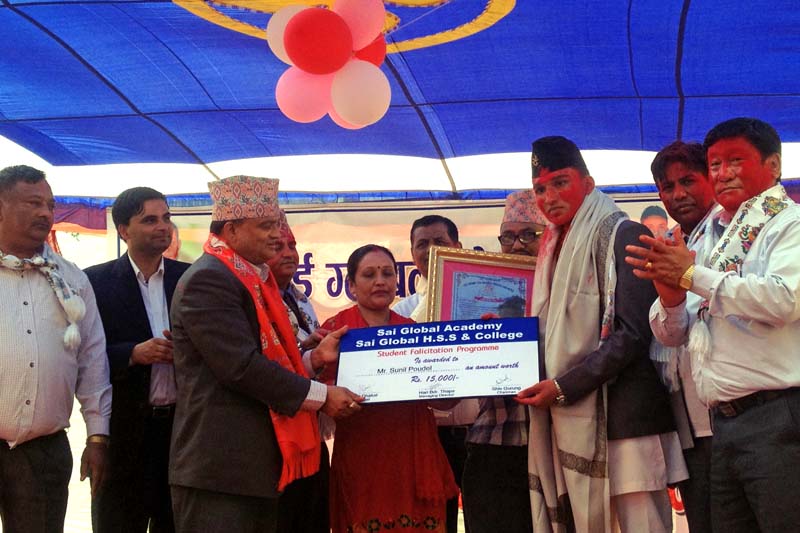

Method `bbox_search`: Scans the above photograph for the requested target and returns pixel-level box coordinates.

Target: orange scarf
[204,235,320,490]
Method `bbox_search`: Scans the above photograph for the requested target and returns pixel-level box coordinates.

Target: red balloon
[354,34,386,67]
[284,8,353,75]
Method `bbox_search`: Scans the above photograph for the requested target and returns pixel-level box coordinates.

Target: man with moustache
[517,137,684,533]
[460,190,545,533]
[647,141,717,533]
[0,165,111,532]
[392,214,478,533]
[627,118,800,532]
[85,187,191,533]
[268,210,330,533]
[169,176,362,532]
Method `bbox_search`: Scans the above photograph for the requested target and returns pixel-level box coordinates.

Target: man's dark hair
[703,117,782,160]
[0,165,47,197]
[409,215,459,244]
[641,205,668,221]
[346,244,396,282]
[209,219,246,236]
[650,141,707,185]
[112,187,167,228]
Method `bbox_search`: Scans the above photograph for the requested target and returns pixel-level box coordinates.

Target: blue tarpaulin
[2,0,798,168]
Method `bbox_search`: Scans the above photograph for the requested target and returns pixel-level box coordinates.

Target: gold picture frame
[426,246,536,322]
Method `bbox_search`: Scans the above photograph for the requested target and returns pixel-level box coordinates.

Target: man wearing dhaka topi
[168,175,363,533]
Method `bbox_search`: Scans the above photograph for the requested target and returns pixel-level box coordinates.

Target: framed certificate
[426,246,536,322]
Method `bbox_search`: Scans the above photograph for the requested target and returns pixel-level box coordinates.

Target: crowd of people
[0,116,797,533]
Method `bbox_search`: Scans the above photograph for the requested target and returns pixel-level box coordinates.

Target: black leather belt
[150,404,176,418]
[713,387,799,418]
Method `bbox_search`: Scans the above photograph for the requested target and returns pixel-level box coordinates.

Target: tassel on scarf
[649,341,681,393]
[62,291,86,350]
[688,317,712,368]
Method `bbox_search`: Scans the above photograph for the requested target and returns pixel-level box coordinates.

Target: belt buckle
[717,402,738,418]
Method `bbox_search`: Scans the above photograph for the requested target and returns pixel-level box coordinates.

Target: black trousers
[461,443,532,533]
[93,412,175,533]
[437,426,469,533]
[171,485,278,533]
[0,431,72,533]
[677,436,712,533]
[711,389,800,533]
[276,444,330,533]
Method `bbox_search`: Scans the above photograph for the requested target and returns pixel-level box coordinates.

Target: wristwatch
[553,379,567,406]
[678,264,695,290]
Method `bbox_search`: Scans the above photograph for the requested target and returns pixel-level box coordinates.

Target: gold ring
[348,401,357,409]
[645,261,653,271]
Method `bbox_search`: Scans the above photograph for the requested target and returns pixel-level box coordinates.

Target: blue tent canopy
[1,0,798,168]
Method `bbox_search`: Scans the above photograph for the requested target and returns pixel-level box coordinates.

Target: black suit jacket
[168,253,312,498]
[85,254,191,479]
[556,221,675,440]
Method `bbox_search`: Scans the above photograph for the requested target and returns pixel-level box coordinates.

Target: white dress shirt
[0,247,112,447]
[391,291,420,319]
[129,255,176,406]
[651,203,800,404]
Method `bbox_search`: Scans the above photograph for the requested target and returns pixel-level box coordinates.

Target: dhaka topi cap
[502,190,547,225]
[208,175,280,221]
[278,209,296,242]
[531,136,589,179]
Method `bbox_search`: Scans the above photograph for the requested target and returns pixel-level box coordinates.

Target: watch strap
[679,264,695,290]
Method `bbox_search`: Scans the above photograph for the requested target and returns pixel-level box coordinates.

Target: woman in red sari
[322,244,457,533]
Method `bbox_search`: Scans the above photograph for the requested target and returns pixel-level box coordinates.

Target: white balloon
[331,60,391,127]
[266,5,307,65]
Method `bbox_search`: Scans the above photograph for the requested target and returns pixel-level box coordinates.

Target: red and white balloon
[266,1,390,129]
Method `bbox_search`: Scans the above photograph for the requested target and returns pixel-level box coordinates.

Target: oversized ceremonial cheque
[336,316,539,403]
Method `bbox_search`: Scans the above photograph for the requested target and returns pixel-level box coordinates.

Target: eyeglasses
[497,230,544,246]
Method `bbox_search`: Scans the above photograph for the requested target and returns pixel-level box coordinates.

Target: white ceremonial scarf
[688,183,791,401]
[528,189,626,533]
[0,243,85,350]
[649,203,724,392]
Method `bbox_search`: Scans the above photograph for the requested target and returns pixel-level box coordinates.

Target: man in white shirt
[392,214,478,533]
[0,164,112,532]
[85,187,191,533]
[647,141,717,533]
[627,117,800,532]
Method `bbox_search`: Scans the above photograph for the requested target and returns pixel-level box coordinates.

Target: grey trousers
[0,431,72,533]
[711,389,800,533]
[171,485,278,533]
